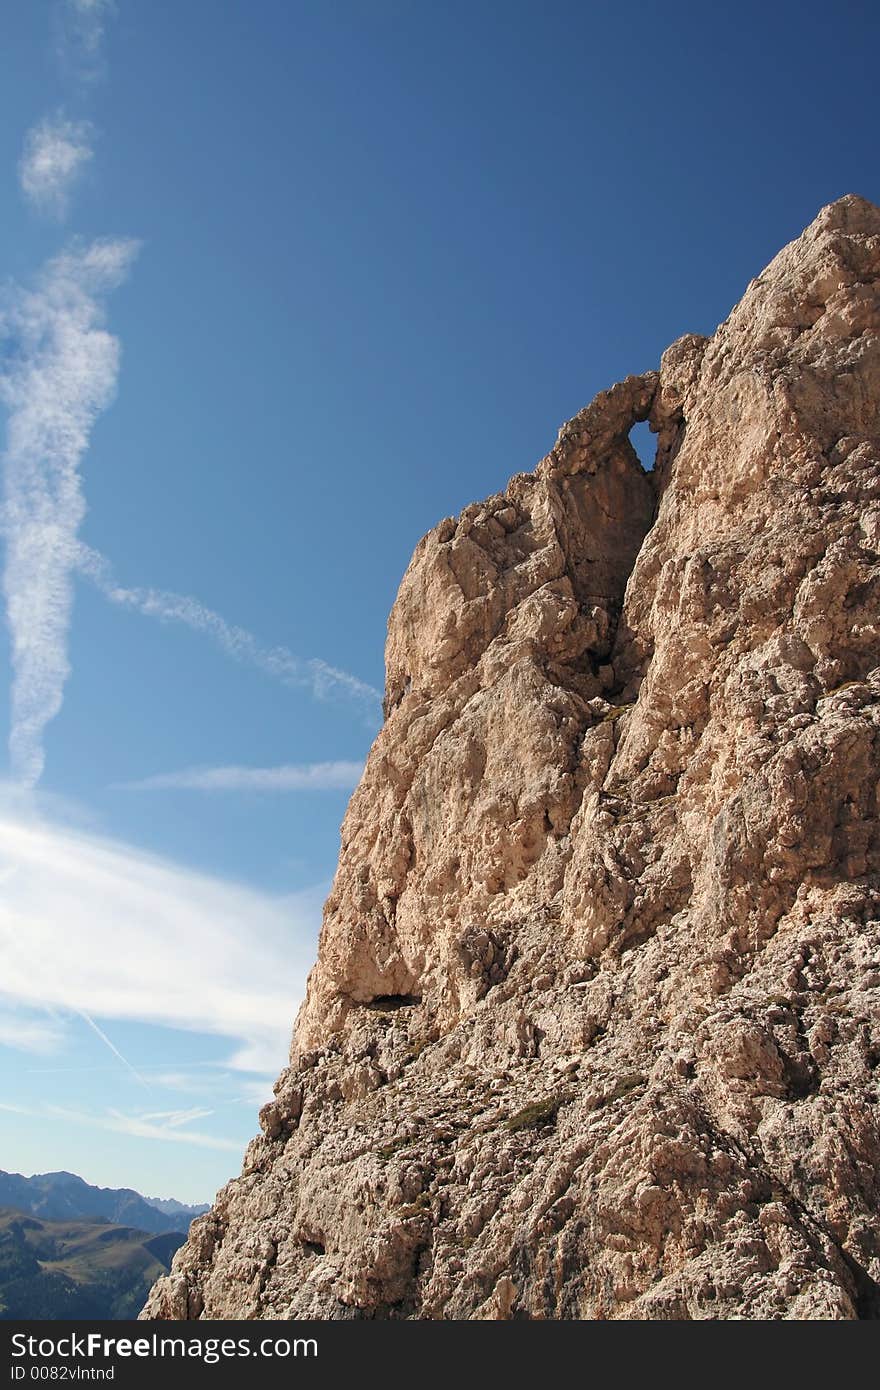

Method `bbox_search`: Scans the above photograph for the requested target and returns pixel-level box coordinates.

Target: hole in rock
[628,419,657,472]
[364,994,421,1011]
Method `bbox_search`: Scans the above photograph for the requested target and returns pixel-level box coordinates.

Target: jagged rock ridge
[146,195,880,1320]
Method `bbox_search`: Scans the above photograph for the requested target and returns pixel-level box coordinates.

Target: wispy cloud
[0,256,376,790]
[0,796,320,1073]
[0,241,138,787]
[19,114,94,219]
[19,1060,277,1109]
[76,543,383,718]
[116,759,364,793]
[136,1069,219,1093]
[19,1,114,221]
[232,1077,276,1106]
[66,0,115,44]
[135,1107,213,1129]
[3,1097,242,1153]
[56,0,116,81]
[92,1109,243,1153]
[3,2,379,789]
[0,1008,66,1056]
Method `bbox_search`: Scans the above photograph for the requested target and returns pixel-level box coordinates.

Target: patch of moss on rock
[505,1090,573,1132]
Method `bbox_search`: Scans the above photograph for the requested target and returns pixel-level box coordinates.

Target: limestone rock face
[145,195,880,1321]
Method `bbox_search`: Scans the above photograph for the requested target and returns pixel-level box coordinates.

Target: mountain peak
[148,200,880,1322]
[815,190,880,229]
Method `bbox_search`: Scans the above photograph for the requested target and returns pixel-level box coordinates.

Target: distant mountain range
[0,1170,208,1237]
[0,1208,185,1320]
[144,1195,208,1220]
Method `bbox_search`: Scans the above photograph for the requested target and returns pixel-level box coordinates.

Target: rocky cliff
[146,194,880,1320]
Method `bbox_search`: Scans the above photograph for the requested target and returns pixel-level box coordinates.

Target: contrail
[0,242,376,792]
[114,759,365,793]
[76,1009,150,1089]
[0,239,139,787]
[75,542,383,716]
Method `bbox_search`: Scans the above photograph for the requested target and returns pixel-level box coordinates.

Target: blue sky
[0,1,877,1205]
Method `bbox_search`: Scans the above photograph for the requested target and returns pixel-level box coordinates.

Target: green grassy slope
[0,1207,185,1319]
